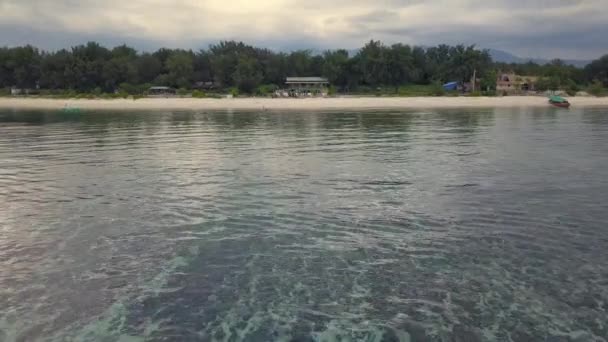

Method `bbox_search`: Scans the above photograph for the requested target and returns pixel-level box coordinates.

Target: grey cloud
[0,0,606,59]
[0,23,166,52]
[347,10,400,25]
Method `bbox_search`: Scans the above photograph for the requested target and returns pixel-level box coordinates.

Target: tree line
[1,40,607,95]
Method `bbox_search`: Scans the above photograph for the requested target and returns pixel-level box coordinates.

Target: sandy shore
[1,96,608,111]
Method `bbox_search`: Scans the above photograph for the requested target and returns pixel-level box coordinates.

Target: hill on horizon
[306,47,593,68]
[487,49,592,68]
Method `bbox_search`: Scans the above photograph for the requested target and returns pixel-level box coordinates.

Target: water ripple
[1,108,607,341]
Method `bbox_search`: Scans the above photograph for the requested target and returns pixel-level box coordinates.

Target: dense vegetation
[1,40,607,96]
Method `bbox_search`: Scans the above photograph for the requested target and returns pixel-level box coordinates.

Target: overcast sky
[1,0,606,59]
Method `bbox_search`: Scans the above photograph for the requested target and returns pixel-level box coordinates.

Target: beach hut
[10,87,38,95]
[148,86,176,96]
[496,72,538,94]
[285,77,329,97]
[193,81,216,90]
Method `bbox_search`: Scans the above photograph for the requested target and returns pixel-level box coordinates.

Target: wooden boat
[549,95,570,108]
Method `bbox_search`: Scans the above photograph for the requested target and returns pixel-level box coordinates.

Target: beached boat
[549,95,570,108]
[62,106,81,113]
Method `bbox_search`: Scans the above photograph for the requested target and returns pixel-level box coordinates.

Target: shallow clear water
[1,108,608,342]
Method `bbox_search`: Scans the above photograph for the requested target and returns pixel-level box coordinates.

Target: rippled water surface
[1,108,608,341]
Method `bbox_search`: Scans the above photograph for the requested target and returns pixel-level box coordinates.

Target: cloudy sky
[0,0,606,59]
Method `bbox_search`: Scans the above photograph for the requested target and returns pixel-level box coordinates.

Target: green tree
[357,40,389,86]
[209,41,256,87]
[411,46,427,83]
[1,39,600,97]
[322,50,349,88]
[425,44,451,82]
[152,48,174,73]
[480,70,497,91]
[6,46,41,88]
[261,52,287,85]
[343,56,362,92]
[387,43,415,91]
[193,50,212,83]
[136,54,162,84]
[585,55,608,87]
[447,45,491,83]
[287,50,314,76]
[0,48,12,87]
[232,56,262,93]
[587,81,605,96]
[68,42,111,91]
[39,49,71,89]
[166,51,194,88]
[565,79,580,96]
[536,77,560,91]
[111,44,137,59]
[102,57,137,91]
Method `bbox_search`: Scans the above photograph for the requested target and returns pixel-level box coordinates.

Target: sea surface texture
[1,109,607,341]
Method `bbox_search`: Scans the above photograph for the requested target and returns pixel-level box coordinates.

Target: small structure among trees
[148,86,176,96]
[284,77,329,97]
[496,72,539,94]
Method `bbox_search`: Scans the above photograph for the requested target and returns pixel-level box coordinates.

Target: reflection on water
[1,108,608,341]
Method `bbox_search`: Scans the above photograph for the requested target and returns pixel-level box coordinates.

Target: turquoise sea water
[1,108,607,341]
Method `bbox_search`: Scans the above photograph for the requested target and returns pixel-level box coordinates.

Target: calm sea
[1,108,607,341]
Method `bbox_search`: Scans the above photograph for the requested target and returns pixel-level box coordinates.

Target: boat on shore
[62,103,81,113]
[549,95,570,108]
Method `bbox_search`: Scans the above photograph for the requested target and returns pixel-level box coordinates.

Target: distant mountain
[304,47,592,68]
[488,49,591,68]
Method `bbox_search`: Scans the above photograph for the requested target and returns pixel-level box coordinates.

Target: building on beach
[10,86,39,96]
[284,77,329,97]
[193,81,217,90]
[11,87,24,95]
[148,86,176,96]
[496,72,539,94]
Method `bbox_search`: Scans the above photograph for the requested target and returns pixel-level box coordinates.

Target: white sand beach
[1,96,608,111]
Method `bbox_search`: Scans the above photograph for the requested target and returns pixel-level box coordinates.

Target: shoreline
[1,96,608,111]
